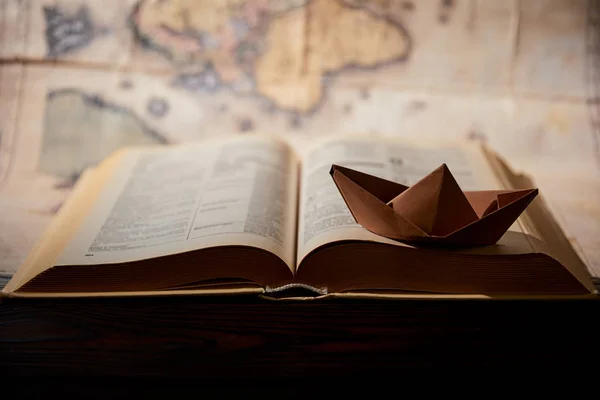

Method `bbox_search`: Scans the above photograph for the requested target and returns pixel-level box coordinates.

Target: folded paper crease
[330,164,539,246]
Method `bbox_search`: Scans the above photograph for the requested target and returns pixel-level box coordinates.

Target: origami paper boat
[330,164,538,246]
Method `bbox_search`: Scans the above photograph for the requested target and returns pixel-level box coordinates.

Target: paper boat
[330,164,538,246]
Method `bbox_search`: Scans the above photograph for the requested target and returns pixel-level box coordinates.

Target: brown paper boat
[330,164,538,246]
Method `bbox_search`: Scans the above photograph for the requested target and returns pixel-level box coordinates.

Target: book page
[296,136,525,262]
[57,136,298,271]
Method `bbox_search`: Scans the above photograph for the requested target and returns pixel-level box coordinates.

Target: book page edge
[2,149,130,293]
[481,145,596,293]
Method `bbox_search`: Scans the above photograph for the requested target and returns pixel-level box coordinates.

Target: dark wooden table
[2,295,598,382]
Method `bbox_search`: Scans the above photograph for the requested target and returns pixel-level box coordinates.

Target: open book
[3,135,597,299]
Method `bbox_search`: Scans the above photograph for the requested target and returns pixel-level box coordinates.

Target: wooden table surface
[2,295,598,377]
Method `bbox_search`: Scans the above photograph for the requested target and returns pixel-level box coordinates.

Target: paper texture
[295,137,521,262]
[483,147,596,293]
[330,163,538,245]
[1,1,598,292]
[3,155,122,294]
[56,136,298,271]
[4,135,595,297]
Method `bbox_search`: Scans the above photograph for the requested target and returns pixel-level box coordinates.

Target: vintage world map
[133,0,411,112]
[1,0,599,288]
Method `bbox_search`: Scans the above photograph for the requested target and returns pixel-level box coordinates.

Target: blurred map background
[1,0,600,287]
